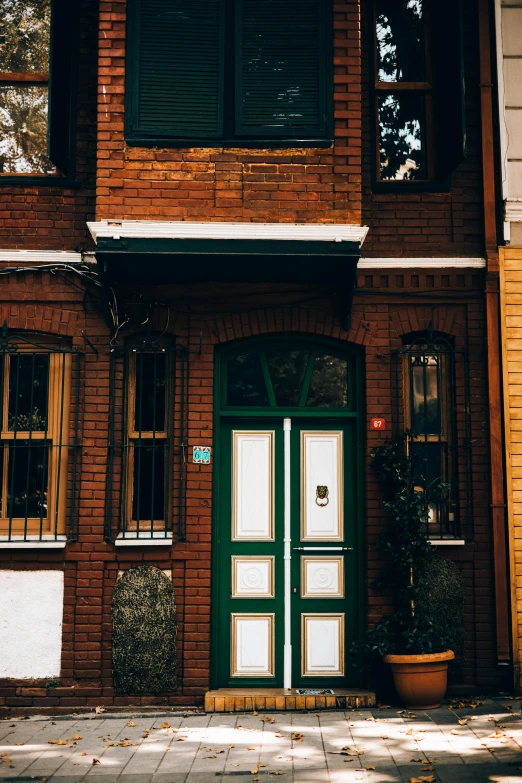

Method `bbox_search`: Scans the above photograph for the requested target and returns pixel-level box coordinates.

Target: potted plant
[355,434,454,709]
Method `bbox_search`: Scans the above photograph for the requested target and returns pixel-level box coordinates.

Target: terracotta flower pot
[384,650,455,709]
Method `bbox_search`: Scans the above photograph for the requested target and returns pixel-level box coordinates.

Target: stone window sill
[115,533,173,547]
[429,539,466,546]
[0,535,67,548]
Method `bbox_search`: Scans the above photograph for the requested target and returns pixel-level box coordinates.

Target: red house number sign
[370,418,386,430]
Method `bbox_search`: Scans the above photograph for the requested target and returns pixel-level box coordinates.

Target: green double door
[214,416,360,689]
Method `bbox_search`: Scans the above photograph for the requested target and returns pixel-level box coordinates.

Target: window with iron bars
[393,330,472,540]
[106,336,178,542]
[0,328,82,544]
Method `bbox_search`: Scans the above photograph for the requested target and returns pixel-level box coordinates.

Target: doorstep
[204,688,376,712]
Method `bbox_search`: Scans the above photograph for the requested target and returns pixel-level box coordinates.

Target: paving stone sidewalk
[0,698,521,783]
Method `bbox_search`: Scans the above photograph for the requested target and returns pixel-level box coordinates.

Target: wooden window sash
[373,0,436,182]
[0,350,70,535]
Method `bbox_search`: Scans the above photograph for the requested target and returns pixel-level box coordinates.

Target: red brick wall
[0,1,97,251]
[0,269,500,712]
[96,0,362,224]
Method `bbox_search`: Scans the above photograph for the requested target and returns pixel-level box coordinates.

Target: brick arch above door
[206,305,375,349]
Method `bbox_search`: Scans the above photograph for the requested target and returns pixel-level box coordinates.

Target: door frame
[210,335,366,689]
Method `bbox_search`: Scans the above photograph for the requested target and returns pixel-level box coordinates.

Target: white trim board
[358,258,486,268]
[0,250,82,265]
[505,200,522,223]
[87,219,369,247]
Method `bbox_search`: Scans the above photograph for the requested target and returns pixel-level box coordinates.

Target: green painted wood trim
[211,336,365,689]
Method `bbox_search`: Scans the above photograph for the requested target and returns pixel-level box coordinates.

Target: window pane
[410,355,441,435]
[265,349,309,406]
[8,353,49,431]
[411,440,446,533]
[134,353,167,432]
[306,354,348,407]
[0,0,51,73]
[227,352,269,406]
[132,444,166,522]
[378,92,426,180]
[7,443,48,518]
[0,86,55,174]
[376,0,425,83]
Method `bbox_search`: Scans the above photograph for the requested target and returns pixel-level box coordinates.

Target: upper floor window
[126,0,332,147]
[373,0,466,187]
[0,0,76,177]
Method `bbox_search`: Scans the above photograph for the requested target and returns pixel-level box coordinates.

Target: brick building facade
[0,0,511,712]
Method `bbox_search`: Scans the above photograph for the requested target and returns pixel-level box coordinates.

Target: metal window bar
[393,332,472,540]
[0,325,83,543]
[105,336,187,542]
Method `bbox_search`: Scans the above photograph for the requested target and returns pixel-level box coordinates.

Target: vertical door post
[283,417,292,689]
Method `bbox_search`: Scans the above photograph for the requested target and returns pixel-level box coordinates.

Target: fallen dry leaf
[92,759,100,766]
[458,720,468,725]
[79,752,88,756]
[204,755,216,759]
[73,734,82,740]
[366,766,376,771]
[450,730,460,735]
[252,711,259,716]
[15,743,24,746]
[160,722,170,729]
[127,721,136,727]
[247,746,256,751]
[48,740,68,746]
[409,777,435,783]
[95,706,105,715]
[344,758,354,762]
[2,758,11,764]
[251,767,259,774]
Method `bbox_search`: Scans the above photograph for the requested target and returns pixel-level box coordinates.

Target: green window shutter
[48,0,77,176]
[128,0,225,139]
[235,0,330,139]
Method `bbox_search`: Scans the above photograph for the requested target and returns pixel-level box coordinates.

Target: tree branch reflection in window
[0,0,55,174]
[378,93,425,180]
[374,0,432,182]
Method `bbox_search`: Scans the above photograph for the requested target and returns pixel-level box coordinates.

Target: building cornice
[87,219,369,247]
[358,257,486,268]
[0,250,83,264]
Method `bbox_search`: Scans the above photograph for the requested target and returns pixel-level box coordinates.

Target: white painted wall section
[0,570,64,678]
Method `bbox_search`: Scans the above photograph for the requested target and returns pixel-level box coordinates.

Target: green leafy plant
[354,433,452,658]
[45,678,60,694]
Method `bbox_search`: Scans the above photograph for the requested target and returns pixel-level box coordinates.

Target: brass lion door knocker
[315,485,329,507]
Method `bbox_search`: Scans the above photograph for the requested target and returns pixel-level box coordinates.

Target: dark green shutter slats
[235,0,328,138]
[48,0,77,175]
[132,0,224,138]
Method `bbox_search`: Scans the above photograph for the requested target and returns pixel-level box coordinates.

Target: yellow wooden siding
[500,246,522,687]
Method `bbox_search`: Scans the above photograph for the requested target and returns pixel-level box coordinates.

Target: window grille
[393,330,472,540]
[106,335,186,542]
[0,326,82,543]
